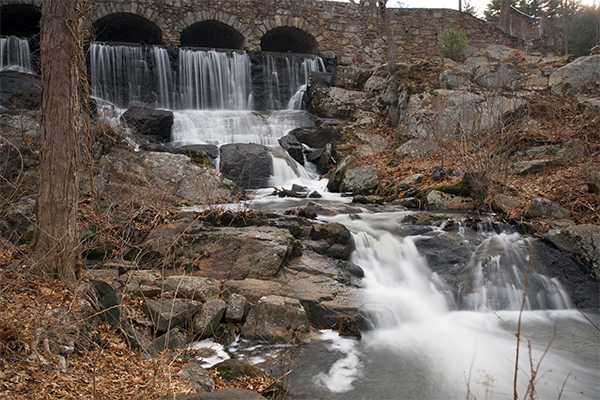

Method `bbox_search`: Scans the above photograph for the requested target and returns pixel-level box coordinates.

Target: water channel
[83,42,600,400]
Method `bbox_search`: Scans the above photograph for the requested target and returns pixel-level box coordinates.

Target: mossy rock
[421,179,471,199]
[83,239,116,260]
[210,359,270,382]
[183,149,210,168]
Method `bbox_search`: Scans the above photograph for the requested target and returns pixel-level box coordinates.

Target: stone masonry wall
[0,0,541,63]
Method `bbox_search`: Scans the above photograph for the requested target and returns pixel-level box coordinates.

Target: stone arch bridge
[1,0,523,64]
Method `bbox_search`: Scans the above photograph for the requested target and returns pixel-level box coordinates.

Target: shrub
[438,23,467,61]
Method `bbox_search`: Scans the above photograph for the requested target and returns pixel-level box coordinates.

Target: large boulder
[98,148,242,205]
[142,299,201,333]
[544,224,600,281]
[178,363,215,393]
[523,198,570,219]
[278,133,304,165]
[474,63,523,91]
[549,55,600,96]
[405,90,525,141]
[339,166,379,195]
[0,70,40,110]
[426,190,474,211]
[394,139,441,160]
[290,118,345,149]
[219,143,272,189]
[308,85,376,119]
[121,105,174,141]
[240,295,310,340]
[193,298,227,338]
[163,276,221,302]
[326,155,357,192]
[141,220,295,280]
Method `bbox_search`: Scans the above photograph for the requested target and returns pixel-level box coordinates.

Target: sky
[331,1,598,18]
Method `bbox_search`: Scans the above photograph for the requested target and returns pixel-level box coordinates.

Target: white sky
[329,1,598,18]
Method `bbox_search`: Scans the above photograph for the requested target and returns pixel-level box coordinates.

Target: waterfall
[89,43,173,109]
[0,36,33,73]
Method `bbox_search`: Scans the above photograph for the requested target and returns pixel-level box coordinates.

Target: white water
[289,212,599,399]
[0,36,33,73]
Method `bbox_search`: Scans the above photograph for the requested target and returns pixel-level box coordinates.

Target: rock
[484,44,522,62]
[225,293,248,323]
[510,159,559,175]
[219,143,272,189]
[474,63,523,90]
[340,166,379,195]
[333,65,372,90]
[98,149,242,205]
[193,298,227,338]
[363,75,387,92]
[523,198,570,220]
[100,288,126,327]
[355,132,388,153]
[0,70,40,110]
[308,85,376,119]
[395,140,441,159]
[240,295,310,340]
[549,55,600,96]
[214,323,236,345]
[440,65,476,90]
[337,316,362,339]
[405,90,525,141]
[431,167,446,181]
[121,322,152,354]
[163,276,220,302]
[142,299,201,333]
[492,194,520,215]
[309,222,354,260]
[589,169,600,194]
[211,359,269,382]
[577,97,600,117]
[327,155,357,192]
[175,388,267,400]
[121,270,162,289]
[290,119,344,149]
[391,197,420,208]
[544,224,600,281]
[178,363,215,393]
[121,105,174,141]
[153,328,187,352]
[426,190,474,211]
[278,133,304,165]
[352,195,385,204]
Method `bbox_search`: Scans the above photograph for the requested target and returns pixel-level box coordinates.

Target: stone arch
[0,3,41,38]
[92,13,162,45]
[260,26,318,54]
[180,20,244,50]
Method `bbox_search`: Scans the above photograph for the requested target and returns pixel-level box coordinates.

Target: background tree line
[483,0,599,55]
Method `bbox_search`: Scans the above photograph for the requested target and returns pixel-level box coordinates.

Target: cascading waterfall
[288,212,598,399]
[0,36,33,73]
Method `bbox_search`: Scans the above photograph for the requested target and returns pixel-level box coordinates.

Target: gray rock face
[395,139,441,159]
[397,173,424,189]
[142,299,201,333]
[327,155,357,192]
[225,293,248,323]
[549,55,600,96]
[510,159,559,175]
[474,63,523,90]
[278,133,304,165]
[98,149,242,205]
[309,85,376,119]
[523,198,570,219]
[219,143,272,189]
[363,75,387,92]
[440,65,476,89]
[309,222,354,260]
[178,363,215,393]
[163,276,220,302]
[0,70,40,110]
[426,190,474,211]
[121,105,174,141]
[176,388,267,400]
[340,166,379,195]
[193,298,227,338]
[333,65,372,90]
[484,44,521,62]
[240,295,310,340]
[493,194,520,215]
[142,219,295,280]
[153,328,186,352]
[544,224,600,281]
[292,118,344,149]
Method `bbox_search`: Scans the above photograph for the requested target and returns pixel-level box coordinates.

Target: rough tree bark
[500,0,511,34]
[33,0,87,282]
[378,0,397,76]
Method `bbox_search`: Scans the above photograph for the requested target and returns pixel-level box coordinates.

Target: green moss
[83,240,116,260]
[19,230,35,244]
[421,179,471,199]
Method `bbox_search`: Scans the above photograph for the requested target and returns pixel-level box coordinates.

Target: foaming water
[287,212,599,400]
[1,36,33,73]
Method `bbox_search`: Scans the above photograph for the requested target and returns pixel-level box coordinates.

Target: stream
[85,42,600,400]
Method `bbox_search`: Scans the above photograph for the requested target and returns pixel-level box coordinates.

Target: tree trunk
[562,0,569,54]
[500,0,511,34]
[378,1,397,76]
[33,0,87,282]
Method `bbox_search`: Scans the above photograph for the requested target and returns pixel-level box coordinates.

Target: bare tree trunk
[33,0,87,282]
[562,0,569,54]
[500,0,511,34]
[378,0,397,76]
[459,0,462,13]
